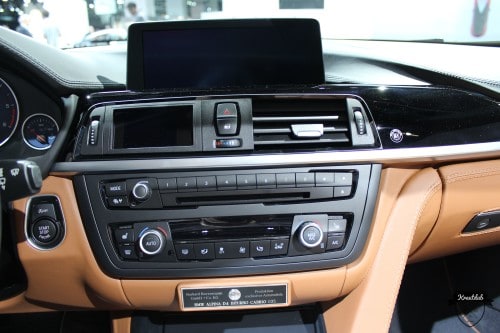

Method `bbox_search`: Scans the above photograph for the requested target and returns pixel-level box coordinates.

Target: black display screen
[113,105,193,149]
[127,19,324,90]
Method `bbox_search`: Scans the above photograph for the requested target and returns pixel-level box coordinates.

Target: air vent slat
[252,98,352,152]
[253,116,339,122]
[254,126,348,135]
[255,136,350,146]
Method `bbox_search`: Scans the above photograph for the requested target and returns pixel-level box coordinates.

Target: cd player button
[194,243,215,260]
[296,173,315,187]
[216,175,237,190]
[107,196,129,207]
[334,186,352,198]
[177,177,197,192]
[175,243,195,260]
[334,173,353,186]
[196,176,217,191]
[105,182,127,196]
[237,174,257,189]
[250,240,271,257]
[158,178,178,192]
[257,174,277,189]
[326,233,345,251]
[276,173,296,188]
[315,173,335,187]
[269,239,289,256]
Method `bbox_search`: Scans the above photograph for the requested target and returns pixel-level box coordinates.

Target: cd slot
[161,187,333,207]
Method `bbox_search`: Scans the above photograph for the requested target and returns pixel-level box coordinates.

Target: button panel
[78,164,378,278]
[176,238,289,261]
[101,171,356,210]
[109,214,350,263]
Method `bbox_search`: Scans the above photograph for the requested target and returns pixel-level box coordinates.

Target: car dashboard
[0,22,500,333]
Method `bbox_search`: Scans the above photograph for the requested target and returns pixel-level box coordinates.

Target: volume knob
[298,222,324,248]
[132,181,152,201]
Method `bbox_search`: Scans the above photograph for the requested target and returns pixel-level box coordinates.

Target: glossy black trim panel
[82,86,500,153]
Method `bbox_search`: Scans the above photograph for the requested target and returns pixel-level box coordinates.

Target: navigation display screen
[113,105,193,149]
[127,19,324,90]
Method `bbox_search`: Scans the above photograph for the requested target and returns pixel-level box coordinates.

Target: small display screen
[113,105,193,149]
[127,19,325,90]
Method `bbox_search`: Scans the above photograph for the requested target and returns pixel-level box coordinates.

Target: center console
[74,164,379,278]
[67,19,381,281]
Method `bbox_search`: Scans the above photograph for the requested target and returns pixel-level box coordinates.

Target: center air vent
[253,98,367,151]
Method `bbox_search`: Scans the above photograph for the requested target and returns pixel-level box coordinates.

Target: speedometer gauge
[0,77,19,147]
[22,114,59,150]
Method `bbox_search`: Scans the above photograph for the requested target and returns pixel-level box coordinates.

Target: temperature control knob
[298,222,324,248]
[132,181,152,202]
[138,229,165,256]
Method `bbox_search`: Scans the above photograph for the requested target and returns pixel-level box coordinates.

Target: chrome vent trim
[252,98,351,150]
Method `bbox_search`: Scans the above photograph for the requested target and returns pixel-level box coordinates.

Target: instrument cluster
[0,74,60,154]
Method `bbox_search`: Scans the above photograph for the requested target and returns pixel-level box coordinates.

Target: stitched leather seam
[445,166,500,184]
[0,37,110,88]
[381,178,441,332]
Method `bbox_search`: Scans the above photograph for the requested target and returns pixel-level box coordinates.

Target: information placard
[180,284,288,310]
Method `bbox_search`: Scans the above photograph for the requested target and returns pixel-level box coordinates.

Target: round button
[138,229,164,256]
[132,182,152,201]
[32,219,58,243]
[298,222,323,248]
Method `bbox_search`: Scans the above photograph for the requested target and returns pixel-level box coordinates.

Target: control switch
[32,219,58,243]
[215,103,239,136]
[138,229,165,256]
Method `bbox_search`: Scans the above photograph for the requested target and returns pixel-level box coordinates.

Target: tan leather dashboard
[2,160,500,332]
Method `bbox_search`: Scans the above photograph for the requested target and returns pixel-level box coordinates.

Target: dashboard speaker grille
[252,98,351,151]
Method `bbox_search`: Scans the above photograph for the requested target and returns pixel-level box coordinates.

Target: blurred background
[0,0,498,48]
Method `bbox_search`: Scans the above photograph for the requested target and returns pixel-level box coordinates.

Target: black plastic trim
[73,164,380,278]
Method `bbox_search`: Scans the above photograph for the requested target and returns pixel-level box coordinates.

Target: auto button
[138,229,165,256]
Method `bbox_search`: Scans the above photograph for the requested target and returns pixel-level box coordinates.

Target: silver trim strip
[52,142,500,174]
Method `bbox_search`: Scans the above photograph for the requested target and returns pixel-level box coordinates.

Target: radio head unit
[73,164,380,278]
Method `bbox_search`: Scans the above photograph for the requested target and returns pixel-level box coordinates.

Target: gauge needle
[36,134,47,144]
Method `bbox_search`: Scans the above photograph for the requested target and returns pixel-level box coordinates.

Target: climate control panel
[110,214,349,264]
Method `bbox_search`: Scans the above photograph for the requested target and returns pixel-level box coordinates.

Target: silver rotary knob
[138,229,165,256]
[298,222,324,248]
[132,181,152,201]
